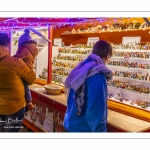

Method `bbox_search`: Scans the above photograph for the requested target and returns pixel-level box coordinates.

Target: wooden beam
[143,17,150,26]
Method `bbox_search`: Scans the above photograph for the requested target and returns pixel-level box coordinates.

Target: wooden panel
[108,110,150,132]
[34,78,47,86]
[108,99,150,122]
[60,29,150,45]
[52,18,150,45]
[107,123,126,132]
[23,118,44,132]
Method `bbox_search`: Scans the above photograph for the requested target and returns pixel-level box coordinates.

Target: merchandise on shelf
[108,79,150,94]
[114,91,122,101]
[52,45,92,84]
[113,51,150,59]
[108,60,150,70]
[63,21,143,34]
[113,71,150,82]
[108,43,150,110]
[53,61,76,69]
[108,80,150,108]
[112,43,150,50]
[38,68,48,80]
[52,68,69,76]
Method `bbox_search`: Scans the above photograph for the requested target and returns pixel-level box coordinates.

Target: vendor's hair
[0,33,10,47]
[92,40,113,58]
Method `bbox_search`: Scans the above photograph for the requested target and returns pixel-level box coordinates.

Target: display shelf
[52,46,90,85]
[111,57,150,61]
[109,46,150,107]
[35,46,48,79]
[52,73,68,77]
[113,49,150,52]
[51,81,65,86]
[61,28,150,35]
[108,85,150,96]
[53,59,81,62]
[53,66,73,70]
[107,65,150,71]
[34,78,47,86]
[108,97,150,111]
[113,76,150,84]
[108,99,150,122]
[58,52,88,56]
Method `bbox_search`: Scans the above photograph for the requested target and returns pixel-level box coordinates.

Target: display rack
[107,44,150,111]
[51,46,92,85]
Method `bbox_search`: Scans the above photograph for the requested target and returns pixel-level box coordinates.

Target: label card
[122,37,141,44]
[87,37,99,45]
[54,38,62,47]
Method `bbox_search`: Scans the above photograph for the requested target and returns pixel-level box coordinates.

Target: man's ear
[105,54,109,60]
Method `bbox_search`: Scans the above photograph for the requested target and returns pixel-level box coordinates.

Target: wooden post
[47,25,53,84]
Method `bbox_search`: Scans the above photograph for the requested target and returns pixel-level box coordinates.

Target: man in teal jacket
[63,40,113,132]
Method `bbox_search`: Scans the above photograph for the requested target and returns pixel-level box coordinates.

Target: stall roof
[0,17,95,32]
[0,17,149,32]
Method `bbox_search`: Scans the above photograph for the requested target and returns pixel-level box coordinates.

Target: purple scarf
[65,54,113,116]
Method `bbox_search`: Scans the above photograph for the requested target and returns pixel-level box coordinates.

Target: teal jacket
[63,73,108,132]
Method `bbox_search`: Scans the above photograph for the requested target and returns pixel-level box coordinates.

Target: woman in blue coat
[63,40,113,132]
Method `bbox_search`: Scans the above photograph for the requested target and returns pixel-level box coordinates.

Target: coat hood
[0,46,10,59]
[21,44,38,57]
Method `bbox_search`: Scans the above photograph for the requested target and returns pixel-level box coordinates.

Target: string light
[0,17,145,33]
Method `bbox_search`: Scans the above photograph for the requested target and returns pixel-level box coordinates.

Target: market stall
[1,17,150,132]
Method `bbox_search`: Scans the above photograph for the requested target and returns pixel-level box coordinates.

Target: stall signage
[87,37,99,45]
[54,38,62,47]
[122,37,141,44]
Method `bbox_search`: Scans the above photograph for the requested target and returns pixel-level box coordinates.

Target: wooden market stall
[1,17,150,132]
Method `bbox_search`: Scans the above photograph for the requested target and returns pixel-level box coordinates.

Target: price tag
[87,37,99,45]
[54,38,62,47]
[122,37,141,44]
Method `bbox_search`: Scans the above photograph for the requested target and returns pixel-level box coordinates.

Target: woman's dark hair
[0,33,10,47]
[92,40,113,58]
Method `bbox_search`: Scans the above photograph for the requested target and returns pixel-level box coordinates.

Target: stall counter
[22,83,150,132]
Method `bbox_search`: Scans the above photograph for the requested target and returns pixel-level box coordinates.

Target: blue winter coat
[63,73,108,132]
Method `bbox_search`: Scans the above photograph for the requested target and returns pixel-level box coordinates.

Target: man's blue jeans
[0,107,25,132]
[22,78,32,102]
